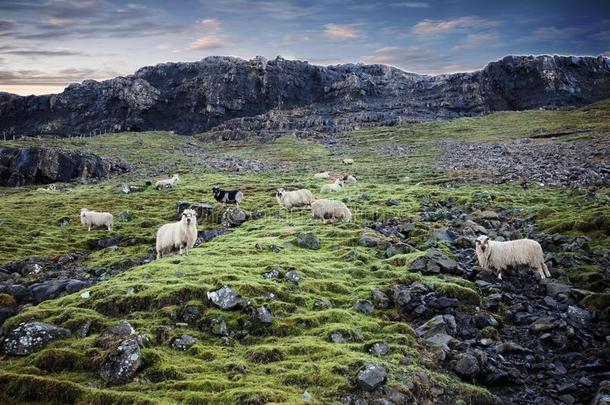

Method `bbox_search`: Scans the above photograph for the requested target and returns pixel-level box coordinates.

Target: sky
[0,0,609,95]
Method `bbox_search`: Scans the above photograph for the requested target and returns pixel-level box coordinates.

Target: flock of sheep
[78,168,552,281]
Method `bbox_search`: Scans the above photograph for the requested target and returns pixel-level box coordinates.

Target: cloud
[531,26,580,41]
[0,47,85,56]
[592,30,610,42]
[201,0,318,20]
[199,18,221,31]
[0,0,185,41]
[323,23,363,40]
[452,32,500,51]
[361,45,479,74]
[411,16,499,35]
[189,35,229,50]
[389,2,430,8]
[0,67,122,86]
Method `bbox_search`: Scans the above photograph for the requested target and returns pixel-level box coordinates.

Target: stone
[330,332,345,343]
[210,317,229,336]
[357,364,387,392]
[221,207,248,228]
[425,333,455,349]
[368,342,390,356]
[359,235,381,247]
[415,314,457,338]
[296,232,320,250]
[391,285,412,307]
[371,289,390,309]
[117,210,134,222]
[474,313,499,329]
[207,286,246,310]
[529,317,558,334]
[567,305,591,325]
[99,336,142,384]
[354,300,374,315]
[172,334,197,351]
[285,270,302,285]
[181,304,203,325]
[3,322,71,355]
[543,280,572,298]
[454,354,480,378]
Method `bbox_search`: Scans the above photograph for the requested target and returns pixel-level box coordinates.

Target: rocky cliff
[1,55,609,139]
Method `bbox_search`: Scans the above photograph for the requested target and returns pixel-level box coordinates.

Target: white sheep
[475,235,551,280]
[155,174,180,190]
[311,199,352,223]
[320,178,344,193]
[342,158,354,165]
[36,184,57,192]
[342,174,357,184]
[276,188,315,210]
[314,171,331,179]
[80,208,113,231]
[156,209,198,259]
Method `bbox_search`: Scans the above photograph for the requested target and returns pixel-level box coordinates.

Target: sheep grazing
[80,208,113,231]
[212,187,244,207]
[342,158,354,165]
[311,199,352,223]
[314,171,331,179]
[276,188,315,210]
[475,235,551,280]
[36,184,57,192]
[155,174,180,190]
[156,209,198,259]
[320,178,344,193]
[342,174,357,184]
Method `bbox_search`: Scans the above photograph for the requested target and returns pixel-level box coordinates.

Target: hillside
[0,100,608,404]
[1,55,610,139]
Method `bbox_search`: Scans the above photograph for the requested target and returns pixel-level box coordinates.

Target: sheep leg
[496,268,503,280]
[184,246,189,256]
[88,225,91,232]
[536,265,546,279]
[542,262,551,278]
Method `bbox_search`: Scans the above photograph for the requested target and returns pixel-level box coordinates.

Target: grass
[0,100,608,403]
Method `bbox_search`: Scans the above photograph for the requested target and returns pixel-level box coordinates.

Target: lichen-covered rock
[2,322,71,355]
[207,286,248,310]
[296,232,320,250]
[99,336,142,384]
[221,207,248,228]
[172,334,197,351]
[357,364,387,392]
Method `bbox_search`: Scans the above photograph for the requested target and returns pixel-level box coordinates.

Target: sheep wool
[342,158,354,165]
[80,208,113,231]
[276,188,315,210]
[156,209,198,259]
[311,199,352,223]
[155,174,180,189]
[320,178,344,193]
[342,174,357,184]
[475,235,551,280]
[314,171,331,179]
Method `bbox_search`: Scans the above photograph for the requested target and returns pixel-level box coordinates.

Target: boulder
[296,232,320,250]
[99,336,142,384]
[172,334,197,351]
[357,364,387,392]
[221,207,248,228]
[3,322,71,355]
[415,314,457,339]
[207,286,247,310]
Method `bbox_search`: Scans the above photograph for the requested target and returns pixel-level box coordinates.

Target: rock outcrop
[1,55,609,139]
[0,147,131,186]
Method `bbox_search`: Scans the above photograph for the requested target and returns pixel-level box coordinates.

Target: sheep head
[181,209,197,226]
[475,235,490,252]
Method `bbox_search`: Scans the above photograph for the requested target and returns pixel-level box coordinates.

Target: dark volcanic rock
[296,232,320,250]
[357,364,387,392]
[0,147,130,186]
[99,336,142,384]
[2,322,71,355]
[207,286,247,310]
[2,55,609,139]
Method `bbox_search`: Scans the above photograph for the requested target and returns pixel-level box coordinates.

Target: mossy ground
[0,101,608,403]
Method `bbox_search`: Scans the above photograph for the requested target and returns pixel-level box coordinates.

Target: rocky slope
[1,55,610,139]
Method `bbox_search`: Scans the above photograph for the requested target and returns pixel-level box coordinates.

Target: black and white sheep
[212,187,244,207]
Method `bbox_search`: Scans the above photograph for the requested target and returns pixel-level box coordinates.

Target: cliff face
[1,55,609,138]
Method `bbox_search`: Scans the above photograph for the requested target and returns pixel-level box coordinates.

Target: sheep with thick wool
[156,209,198,259]
[342,158,354,165]
[276,188,315,210]
[155,174,179,189]
[342,174,357,184]
[320,178,344,193]
[311,199,352,223]
[475,235,551,280]
[80,208,113,231]
[314,171,331,179]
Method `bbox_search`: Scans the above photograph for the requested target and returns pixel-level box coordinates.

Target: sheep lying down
[80,208,113,231]
[475,235,551,280]
[156,209,198,259]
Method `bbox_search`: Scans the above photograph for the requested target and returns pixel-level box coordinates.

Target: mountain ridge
[1,54,609,139]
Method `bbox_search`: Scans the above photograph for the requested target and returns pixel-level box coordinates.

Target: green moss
[0,293,17,307]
